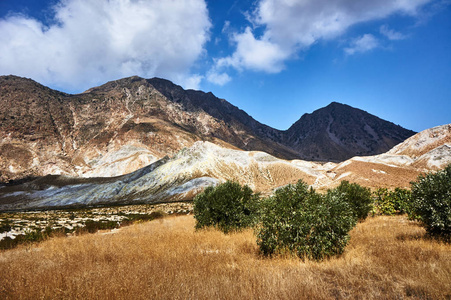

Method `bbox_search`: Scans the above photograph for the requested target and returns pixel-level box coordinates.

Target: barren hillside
[0,75,415,182]
[1,123,449,210]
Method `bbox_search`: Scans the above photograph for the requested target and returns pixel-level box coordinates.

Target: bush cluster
[257,181,357,260]
[372,187,412,216]
[0,211,169,250]
[193,164,451,257]
[193,181,260,233]
[410,164,451,240]
[0,226,67,250]
[335,180,372,221]
[194,180,358,260]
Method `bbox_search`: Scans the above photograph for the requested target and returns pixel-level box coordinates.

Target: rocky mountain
[0,123,449,211]
[283,102,416,161]
[325,123,451,189]
[0,75,296,182]
[0,75,414,182]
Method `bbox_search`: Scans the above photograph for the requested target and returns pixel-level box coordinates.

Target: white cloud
[380,25,407,40]
[222,20,231,33]
[0,0,211,92]
[174,74,204,90]
[206,70,231,86]
[344,34,379,55]
[216,27,289,73]
[211,0,431,77]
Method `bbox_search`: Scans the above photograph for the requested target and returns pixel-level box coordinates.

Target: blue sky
[0,0,450,132]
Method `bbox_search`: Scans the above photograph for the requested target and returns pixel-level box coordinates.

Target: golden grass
[1,215,450,299]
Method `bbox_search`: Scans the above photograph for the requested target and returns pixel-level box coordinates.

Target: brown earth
[330,160,421,190]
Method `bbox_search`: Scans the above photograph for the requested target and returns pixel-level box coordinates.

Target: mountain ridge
[0,75,415,182]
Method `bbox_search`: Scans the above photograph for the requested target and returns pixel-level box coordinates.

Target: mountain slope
[325,123,451,188]
[388,123,451,170]
[0,142,325,210]
[0,75,415,182]
[284,102,416,161]
[388,123,451,157]
[1,75,303,181]
[1,122,449,211]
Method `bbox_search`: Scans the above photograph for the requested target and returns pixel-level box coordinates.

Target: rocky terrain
[0,75,415,182]
[0,123,449,211]
[0,142,318,210]
[326,123,451,188]
[0,202,192,241]
[283,102,416,161]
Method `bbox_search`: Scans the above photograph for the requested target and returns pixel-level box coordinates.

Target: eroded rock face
[0,75,416,182]
[1,128,450,211]
[0,76,297,182]
[0,142,327,210]
[388,124,451,157]
[387,124,451,170]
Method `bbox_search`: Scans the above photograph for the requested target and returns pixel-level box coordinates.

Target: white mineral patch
[80,145,157,177]
[352,154,414,167]
[336,172,352,181]
[415,144,451,169]
[389,124,451,156]
[167,177,220,196]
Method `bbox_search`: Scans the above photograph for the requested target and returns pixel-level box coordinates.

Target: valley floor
[1,215,450,299]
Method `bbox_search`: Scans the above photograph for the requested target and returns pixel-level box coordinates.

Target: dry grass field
[1,215,450,299]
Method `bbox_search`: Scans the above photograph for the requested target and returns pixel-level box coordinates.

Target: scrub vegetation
[1,215,450,299]
[256,181,356,260]
[410,164,451,240]
[0,203,191,250]
[193,181,260,233]
[1,165,450,298]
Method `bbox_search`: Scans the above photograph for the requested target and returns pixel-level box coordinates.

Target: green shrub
[82,220,120,233]
[373,188,412,216]
[0,219,12,233]
[257,180,357,260]
[21,228,46,243]
[335,181,372,221]
[193,181,260,233]
[373,188,396,215]
[392,188,413,215]
[411,164,451,240]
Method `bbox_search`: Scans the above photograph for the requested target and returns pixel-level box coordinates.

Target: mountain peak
[323,101,357,111]
[326,101,345,107]
[284,102,416,161]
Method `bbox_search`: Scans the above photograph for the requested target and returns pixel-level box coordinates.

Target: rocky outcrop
[388,124,451,157]
[322,123,451,189]
[388,123,451,170]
